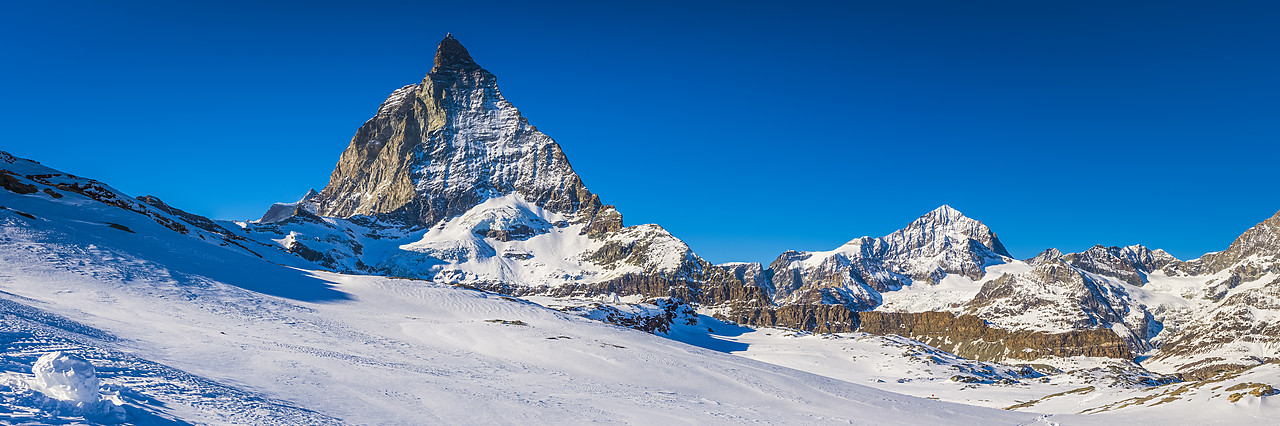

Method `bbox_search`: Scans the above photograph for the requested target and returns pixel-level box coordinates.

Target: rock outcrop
[1063,245,1177,287]
[719,306,1131,361]
[720,304,860,334]
[856,311,1132,361]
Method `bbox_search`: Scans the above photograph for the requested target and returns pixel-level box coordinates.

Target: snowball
[31,351,100,404]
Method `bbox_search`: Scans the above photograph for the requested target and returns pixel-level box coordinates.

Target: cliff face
[857,311,1131,361]
[1169,210,1280,277]
[718,306,1131,361]
[1063,245,1178,287]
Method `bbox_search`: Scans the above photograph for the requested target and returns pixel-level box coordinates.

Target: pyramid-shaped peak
[930,204,963,217]
[434,33,477,71]
[301,188,320,202]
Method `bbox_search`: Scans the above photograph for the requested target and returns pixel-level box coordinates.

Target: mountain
[312,34,609,231]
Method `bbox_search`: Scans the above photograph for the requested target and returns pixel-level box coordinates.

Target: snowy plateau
[2,35,1279,424]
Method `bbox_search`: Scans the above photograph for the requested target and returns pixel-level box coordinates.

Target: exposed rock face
[856,311,1131,361]
[1168,210,1280,277]
[313,34,604,230]
[1026,248,1064,266]
[467,258,773,309]
[1063,245,1177,286]
[718,262,774,299]
[1,170,38,194]
[137,195,233,235]
[720,304,859,334]
[718,306,1130,361]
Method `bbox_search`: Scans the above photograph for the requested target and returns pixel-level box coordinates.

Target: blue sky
[2,1,1278,264]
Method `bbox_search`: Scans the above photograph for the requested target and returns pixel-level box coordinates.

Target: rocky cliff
[857,311,1131,361]
[718,306,1131,360]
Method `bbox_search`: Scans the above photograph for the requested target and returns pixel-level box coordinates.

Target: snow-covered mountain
[313,34,609,231]
[2,34,1279,423]
[760,205,1012,311]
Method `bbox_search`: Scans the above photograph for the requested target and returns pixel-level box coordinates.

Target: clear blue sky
[3,1,1278,264]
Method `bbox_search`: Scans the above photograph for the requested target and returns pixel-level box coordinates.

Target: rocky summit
[312,34,606,231]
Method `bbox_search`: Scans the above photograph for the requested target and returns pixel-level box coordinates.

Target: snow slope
[0,172,1044,423]
[660,319,1278,425]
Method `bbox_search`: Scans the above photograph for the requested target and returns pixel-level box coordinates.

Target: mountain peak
[909,205,978,229]
[314,36,602,229]
[433,33,477,72]
[925,204,964,220]
[891,205,1011,258]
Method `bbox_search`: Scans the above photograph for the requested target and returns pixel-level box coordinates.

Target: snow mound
[32,352,99,404]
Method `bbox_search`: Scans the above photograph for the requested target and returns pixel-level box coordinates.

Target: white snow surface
[31,352,100,404]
